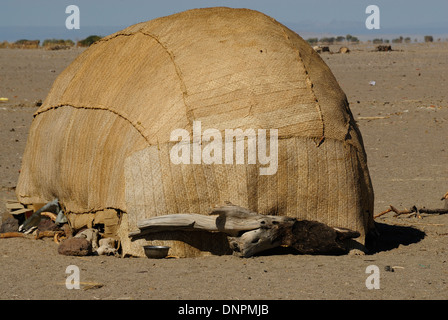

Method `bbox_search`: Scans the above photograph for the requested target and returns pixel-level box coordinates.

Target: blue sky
[0,0,447,41]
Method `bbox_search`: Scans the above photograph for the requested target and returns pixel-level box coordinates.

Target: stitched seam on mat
[273,21,326,145]
[34,104,151,144]
[97,30,192,123]
[139,30,191,118]
[34,30,192,145]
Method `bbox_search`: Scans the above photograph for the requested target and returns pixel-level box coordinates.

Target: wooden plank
[6,203,25,210]
[9,208,33,215]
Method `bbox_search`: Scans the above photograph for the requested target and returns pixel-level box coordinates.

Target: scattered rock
[376,45,392,52]
[384,265,394,272]
[312,45,330,54]
[58,237,92,256]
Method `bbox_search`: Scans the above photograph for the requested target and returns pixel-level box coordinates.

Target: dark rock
[58,237,92,256]
[376,45,392,52]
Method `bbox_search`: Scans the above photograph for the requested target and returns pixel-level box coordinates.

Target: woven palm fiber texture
[16,7,374,257]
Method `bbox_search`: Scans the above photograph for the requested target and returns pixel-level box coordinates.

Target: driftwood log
[129,204,360,257]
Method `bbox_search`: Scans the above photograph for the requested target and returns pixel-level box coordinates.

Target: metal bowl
[143,245,170,259]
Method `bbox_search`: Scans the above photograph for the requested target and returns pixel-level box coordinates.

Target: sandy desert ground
[0,42,447,301]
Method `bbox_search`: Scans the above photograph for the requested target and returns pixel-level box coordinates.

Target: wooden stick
[386,204,448,218]
[357,116,390,120]
[35,230,64,240]
[418,208,448,215]
[41,211,58,221]
[374,208,392,219]
[389,205,418,217]
[0,232,31,239]
[54,232,66,244]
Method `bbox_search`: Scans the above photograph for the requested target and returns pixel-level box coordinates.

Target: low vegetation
[306,34,445,46]
[0,35,103,49]
[76,35,102,47]
[42,39,75,50]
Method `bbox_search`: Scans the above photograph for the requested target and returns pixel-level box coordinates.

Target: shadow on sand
[256,221,426,257]
[366,222,426,254]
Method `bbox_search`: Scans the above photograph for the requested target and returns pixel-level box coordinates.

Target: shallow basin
[143,245,170,259]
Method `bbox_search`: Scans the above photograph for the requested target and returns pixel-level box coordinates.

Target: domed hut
[16,7,374,257]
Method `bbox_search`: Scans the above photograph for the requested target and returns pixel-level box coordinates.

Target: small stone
[384,265,394,272]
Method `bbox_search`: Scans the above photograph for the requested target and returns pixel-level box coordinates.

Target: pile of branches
[375,192,448,219]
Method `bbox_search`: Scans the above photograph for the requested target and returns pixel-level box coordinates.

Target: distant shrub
[43,39,75,47]
[12,39,40,49]
[0,41,10,48]
[424,35,433,42]
[15,39,31,45]
[306,38,318,45]
[392,36,403,44]
[372,38,383,44]
[77,35,102,47]
[43,39,75,50]
[319,37,335,44]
